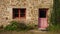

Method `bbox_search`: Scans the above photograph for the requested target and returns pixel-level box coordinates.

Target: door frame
[38,8,49,28]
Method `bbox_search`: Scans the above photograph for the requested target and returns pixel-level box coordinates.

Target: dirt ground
[0,30,60,34]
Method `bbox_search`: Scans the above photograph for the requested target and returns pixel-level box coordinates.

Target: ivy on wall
[51,0,60,25]
[47,0,60,31]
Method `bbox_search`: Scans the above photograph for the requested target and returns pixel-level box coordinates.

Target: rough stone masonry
[0,0,53,27]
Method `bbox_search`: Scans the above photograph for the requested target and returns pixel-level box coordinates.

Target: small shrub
[16,23,28,31]
[4,21,28,31]
[4,21,18,31]
[4,21,38,31]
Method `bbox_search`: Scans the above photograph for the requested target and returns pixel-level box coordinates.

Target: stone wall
[0,0,53,26]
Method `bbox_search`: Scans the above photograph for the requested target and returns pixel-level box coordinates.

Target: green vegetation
[0,21,38,31]
[47,0,60,32]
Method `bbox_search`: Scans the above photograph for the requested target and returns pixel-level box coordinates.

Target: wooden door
[38,8,48,30]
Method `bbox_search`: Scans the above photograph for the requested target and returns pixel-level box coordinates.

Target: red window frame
[13,8,26,19]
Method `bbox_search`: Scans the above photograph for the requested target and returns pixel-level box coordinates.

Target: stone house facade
[0,0,53,29]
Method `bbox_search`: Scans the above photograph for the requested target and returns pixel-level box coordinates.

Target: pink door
[38,8,48,30]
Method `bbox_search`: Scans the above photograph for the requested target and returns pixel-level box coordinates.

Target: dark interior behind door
[39,9,47,18]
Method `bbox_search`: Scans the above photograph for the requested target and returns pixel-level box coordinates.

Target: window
[20,9,26,17]
[13,8,26,19]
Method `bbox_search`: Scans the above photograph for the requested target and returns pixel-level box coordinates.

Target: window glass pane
[20,9,26,17]
[20,14,25,17]
[20,9,25,14]
[13,8,19,19]
[13,8,18,14]
[13,14,19,18]
[14,14,19,17]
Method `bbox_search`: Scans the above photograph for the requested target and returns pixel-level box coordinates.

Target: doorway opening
[38,8,48,29]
